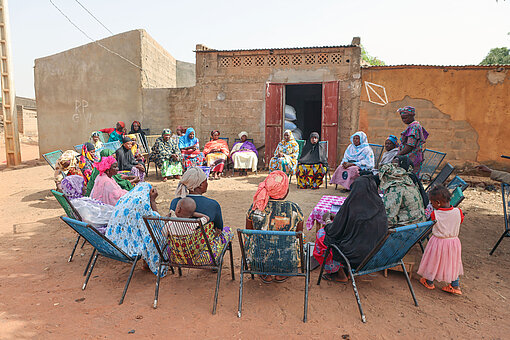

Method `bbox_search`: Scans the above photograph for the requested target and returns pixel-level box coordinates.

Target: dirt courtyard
[0,142,509,339]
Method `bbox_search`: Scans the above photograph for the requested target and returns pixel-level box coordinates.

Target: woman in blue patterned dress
[268,129,300,176]
[105,182,168,277]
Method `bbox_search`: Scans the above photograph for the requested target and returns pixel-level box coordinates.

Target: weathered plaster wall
[141,30,176,88]
[35,30,144,155]
[360,66,510,167]
[176,61,196,88]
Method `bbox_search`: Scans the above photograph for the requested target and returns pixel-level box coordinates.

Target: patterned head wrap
[283,129,296,142]
[387,134,399,146]
[397,106,416,115]
[99,148,114,159]
[252,170,289,211]
[91,131,100,138]
[117,121,126,128]
[61,175,85,200]
[95,156,117,175]
[238,131,248,139]
[162,129,172,136]
[211,130,220,137]
[175,167,208,198]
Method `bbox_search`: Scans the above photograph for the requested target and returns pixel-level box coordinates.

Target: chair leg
[81,239,87,248]
[316,246,331,285]
[401,260,418,307]
[83,249,96,276]
[69,235,81,262]
[349,272,366,323]
[169,266,175,275]
[178,267,182,277]
[212,260,224,315]
[303,243,310,323]
[83,253,98,290]
[229,242,235,280]
[238,270,244,318]
[119,256,139,305]
[153,261,162,309]
[418,240,425,253]
[490,231,508,255]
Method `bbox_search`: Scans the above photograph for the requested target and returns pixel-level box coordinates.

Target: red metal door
[322,81,339,167]
[265,83,284,167]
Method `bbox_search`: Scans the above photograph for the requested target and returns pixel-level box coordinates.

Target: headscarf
[100,148,114,158]
[175,167,208,198]
[122,136,133,144]
[117,121,126,129]
[396,155,429,207]
[252,170,289,211]
[211,130,220,137]
[299,132,327,165]
[397,106,416,116]
[324,176,388,268]
[238,131,248,139]
[57,150,79,171]
[387,134,399,146]
[162,128,172,136]
[283,129,296,143]
[61,175,85,200]
[95,156,116,175]
[177,126,185,134]
[179,127,199,148]
[91,131,100,138]
[129,121,145,136]
[342,131,375,170]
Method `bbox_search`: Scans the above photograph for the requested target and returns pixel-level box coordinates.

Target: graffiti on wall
[73,99,90,124]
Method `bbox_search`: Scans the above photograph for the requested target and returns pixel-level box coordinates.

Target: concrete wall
[360,66,510,168]
[176,61,196,88]
[141,30,176,88]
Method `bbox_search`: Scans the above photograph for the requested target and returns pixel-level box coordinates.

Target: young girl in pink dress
[418,185,464,295]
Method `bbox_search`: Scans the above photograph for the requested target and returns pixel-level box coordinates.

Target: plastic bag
[284,105,297,121]
[284,120,297,130]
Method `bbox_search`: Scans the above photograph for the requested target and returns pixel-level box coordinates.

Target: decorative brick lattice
[331,53,342,64]
[243,56,252,66]
[317,53,328,64]
[292,55,302,65]
[268,55,277,66]
[305,54,315,64]
[232,56,241,67]
[279,55,289,65]
[220,57,230,67]
[255,56,265,66]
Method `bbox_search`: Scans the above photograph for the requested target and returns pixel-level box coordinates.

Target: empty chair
[369,143,384,168]
[419,149,446,181]
[237,229,311,322]
[317,221,436,323]
[447,176,468,192]
[490,183,510,255]
[425,163,455,192]
[60,217,141,305]
[102,141,121,152]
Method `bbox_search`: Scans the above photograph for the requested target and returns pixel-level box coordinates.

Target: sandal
[274,276,289,283]
[420,277,435,290]
[442,284,462,295]
[259,275,273,284]
[322,273,348,283]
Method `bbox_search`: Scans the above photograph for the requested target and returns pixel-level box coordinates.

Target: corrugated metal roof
[362,64,508,69]
[195,45,357,53]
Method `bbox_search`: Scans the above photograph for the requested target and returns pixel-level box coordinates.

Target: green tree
[480,47,510,65]
[361,45,385,66]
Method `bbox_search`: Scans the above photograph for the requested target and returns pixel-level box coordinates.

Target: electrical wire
[73,0,114,36]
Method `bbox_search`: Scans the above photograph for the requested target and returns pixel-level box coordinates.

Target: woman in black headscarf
[129,121,148,152]
[296,132,328,189]
[313,176,388,281]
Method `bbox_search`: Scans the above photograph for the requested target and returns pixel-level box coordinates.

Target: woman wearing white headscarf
[231,131,258,176]
[330,131,375,190]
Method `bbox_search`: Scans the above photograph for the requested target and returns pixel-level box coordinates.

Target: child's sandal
[442,284,462,295]
[419,277,435,290]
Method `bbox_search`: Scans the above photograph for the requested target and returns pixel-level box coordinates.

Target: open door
[322,81,339,167]
[265,83,284,167]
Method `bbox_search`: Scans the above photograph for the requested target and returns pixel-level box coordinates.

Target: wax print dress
[105,183,168,277]
[204,137,230,173]
[399,121,429,174]
[268,130,300,175]
[150,130,183,177]
[179,127,205,169]
[296,135,328,189]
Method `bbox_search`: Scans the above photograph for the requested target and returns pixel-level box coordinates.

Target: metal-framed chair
[317,221,435,323]
[419,149,446,181]
[60,217,141,304]
[102,141,121,152]
[143,216,235,313]
[42,150,63,170]
[98,132,109,143]
[450,186,465,207]
[237,229,310,322]
[369,143,384,168]
[234,138,254,144]
[290,140,330,188]
[74,144,84,153]
[446,176,468,192]
[145,134,161,176]
[231,138,256,176]
[490,183,510,255]
[425,163,455,192]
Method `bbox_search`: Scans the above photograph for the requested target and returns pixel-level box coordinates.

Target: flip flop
[273,276,289,283]
[259,275,273,284]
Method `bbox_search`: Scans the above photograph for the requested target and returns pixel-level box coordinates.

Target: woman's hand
[150,187,158,200]
[475,165,492,176]
[343,162,354,168]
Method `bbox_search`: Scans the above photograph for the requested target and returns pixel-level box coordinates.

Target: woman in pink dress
[418,185,464,295]
[90,156,128,206]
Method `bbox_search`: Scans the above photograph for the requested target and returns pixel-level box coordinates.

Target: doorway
[285,84,322,141]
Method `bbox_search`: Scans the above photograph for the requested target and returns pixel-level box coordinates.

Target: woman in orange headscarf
[245,170,304,283]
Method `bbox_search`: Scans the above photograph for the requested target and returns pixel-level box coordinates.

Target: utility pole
[0,0,21,166]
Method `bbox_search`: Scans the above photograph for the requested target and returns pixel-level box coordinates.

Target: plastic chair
[369,143,384,169]
[490,183,510,255]
[446,176,468,192]
[237,229,310,322]
[425,163,455,192]
[317,221,436,323]
[60,217,141,304]
[143,216,234,313]
[42,150,63,170]
[419,149,446,181]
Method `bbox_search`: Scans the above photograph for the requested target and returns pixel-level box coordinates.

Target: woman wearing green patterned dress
[379,155,427,227]
[149,129,183,182]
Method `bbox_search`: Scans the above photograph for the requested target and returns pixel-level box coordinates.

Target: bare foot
[162,177,167,182]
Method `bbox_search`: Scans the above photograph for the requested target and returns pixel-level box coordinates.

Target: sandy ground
[0,142,510,339]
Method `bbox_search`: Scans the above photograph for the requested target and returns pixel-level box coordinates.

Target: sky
[9,0,510,98]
